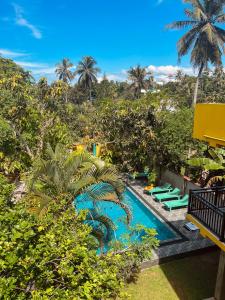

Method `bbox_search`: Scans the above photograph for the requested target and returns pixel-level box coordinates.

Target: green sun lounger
[164,194,189,211]
[128,171,149,180]
[154,188,181,202]
[147,183,172,196]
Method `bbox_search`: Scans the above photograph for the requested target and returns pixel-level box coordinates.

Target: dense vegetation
[0,57,161,299]
[1,0,224,297]
[0,47,225,297]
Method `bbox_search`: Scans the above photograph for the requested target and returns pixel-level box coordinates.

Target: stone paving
[125,178,214,267]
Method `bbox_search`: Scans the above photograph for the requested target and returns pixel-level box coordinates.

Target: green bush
[0,174,15,200]
[0,195,158,299]
[0,199,125,299]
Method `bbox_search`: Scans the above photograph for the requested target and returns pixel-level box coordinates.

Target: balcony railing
[188,187,225,242]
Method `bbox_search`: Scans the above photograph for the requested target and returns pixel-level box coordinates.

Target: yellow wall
[95,144,101,157]
[193,104,225,147]
[191,104,225,251]
[73,144,86,152]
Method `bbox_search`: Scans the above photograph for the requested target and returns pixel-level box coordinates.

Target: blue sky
[0,0,213,82]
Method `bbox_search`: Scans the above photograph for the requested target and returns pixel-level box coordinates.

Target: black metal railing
[188,186,225,242]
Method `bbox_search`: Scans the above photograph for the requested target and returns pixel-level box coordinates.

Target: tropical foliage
[188,148,225,187]
[75,56,100,100]
[157,108,204,172]
[27,143,131,247]
[0,6,224,292]
[127,65,154,98]
[0,173,157,299]
[0,194,122,299]
[167,0,225,106]
[55,58,74,83]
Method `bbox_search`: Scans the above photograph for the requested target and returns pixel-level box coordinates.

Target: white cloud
[15,61,47,68]
[15,61,75,79]
[12,3,42,39]
[98,65,195,84]
[31,67,56,75]
[148,65,193,76]
[0,48,27,57]
[14,59,56,80]
[98,72,127,82]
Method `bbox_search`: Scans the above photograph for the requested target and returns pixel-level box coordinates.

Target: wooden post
[215,250,225,300]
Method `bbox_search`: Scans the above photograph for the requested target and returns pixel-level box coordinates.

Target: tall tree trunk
[193,63,204,108]
[89,82,92,101]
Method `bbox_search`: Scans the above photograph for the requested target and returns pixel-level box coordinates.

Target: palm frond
[216,13,225,23]
[167,20,198,29]
[185,8,197,20]
[27,143,131,248]
[177,25,201,59]
[183,0,207,20]
[91,228,104,250]
[206,175,225,187]
[214,26,225,44]
[75,182,131,224]
[86,209,116,242]
[168,0,225,71]
[24,192,53,218]
[75,56,100,93]
[55,58,74,83]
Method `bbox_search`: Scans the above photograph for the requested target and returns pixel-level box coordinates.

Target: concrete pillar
[215,250,225,300]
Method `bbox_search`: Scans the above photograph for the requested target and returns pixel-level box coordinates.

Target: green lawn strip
[124,251,219,300]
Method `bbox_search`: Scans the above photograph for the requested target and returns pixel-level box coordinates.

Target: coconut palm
[26,143,131,247]
[37,77,49,101]
[55,58,74,83]
[127,65,152,98]
[167,0,225,107]
[75,56,100,101]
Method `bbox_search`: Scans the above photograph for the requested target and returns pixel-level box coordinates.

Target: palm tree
[37,77,49,101]
[127,65,152,98]
[167,0,225,107]
[75,56,100,101]
[55,58,74,83]
[26,143,131,247]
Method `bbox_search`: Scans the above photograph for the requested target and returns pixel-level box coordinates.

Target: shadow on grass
[159,248,219,300]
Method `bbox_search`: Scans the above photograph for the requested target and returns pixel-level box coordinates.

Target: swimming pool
[76,187,176,247]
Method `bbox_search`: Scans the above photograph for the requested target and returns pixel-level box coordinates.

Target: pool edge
[126,183,189,247]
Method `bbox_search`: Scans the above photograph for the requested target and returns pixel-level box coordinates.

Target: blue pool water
[76,188,175,246]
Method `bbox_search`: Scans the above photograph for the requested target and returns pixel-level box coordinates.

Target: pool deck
[125,178,215,268]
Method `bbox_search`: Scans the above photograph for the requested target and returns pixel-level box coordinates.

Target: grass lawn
[124,250,219,300]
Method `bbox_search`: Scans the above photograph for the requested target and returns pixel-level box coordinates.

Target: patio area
[126,178,215,267]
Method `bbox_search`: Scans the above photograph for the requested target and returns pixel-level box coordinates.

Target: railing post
[220,212,225,242]
[188,190,192,214]
[215,188,219,207]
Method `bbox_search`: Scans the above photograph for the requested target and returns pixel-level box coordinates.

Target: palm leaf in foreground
[26,144,131,246]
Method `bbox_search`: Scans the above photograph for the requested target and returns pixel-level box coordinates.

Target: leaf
[188,157,224,170]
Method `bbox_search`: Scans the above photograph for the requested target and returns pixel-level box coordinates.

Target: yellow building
[187,103,225,300]
[193,103,225,147]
